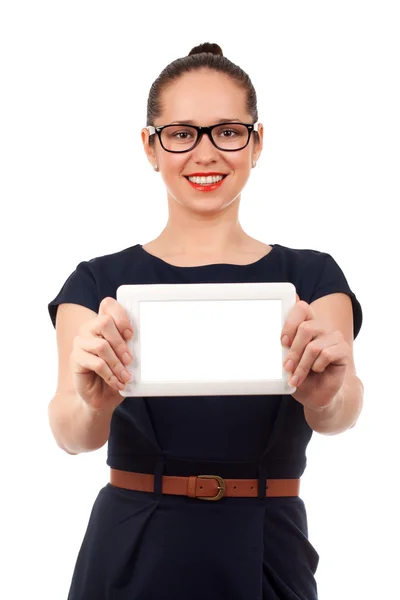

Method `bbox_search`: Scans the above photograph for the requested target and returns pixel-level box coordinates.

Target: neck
[157,225,250,255]
[158,194,250,254]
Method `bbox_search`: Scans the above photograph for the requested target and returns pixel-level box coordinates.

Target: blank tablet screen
[138,299,282,382]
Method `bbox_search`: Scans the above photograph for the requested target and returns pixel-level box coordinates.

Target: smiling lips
[185,172,228,193]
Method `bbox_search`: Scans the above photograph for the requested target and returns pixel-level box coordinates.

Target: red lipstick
[185,173,228,193]
[186,172,227,176]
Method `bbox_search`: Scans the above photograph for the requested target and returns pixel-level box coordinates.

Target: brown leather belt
[110,468,300,501]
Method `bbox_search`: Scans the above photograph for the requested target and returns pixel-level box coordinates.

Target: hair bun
[188,43,223,57]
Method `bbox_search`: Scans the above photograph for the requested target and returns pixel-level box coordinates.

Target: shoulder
[71,245,143,300]
[81,244,140,273]
[85,243,139,264]
[275,243,328,272]
[274,243,341,304]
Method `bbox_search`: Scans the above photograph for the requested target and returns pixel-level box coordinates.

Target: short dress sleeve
[308,252,363,340]
[48,260,100,329]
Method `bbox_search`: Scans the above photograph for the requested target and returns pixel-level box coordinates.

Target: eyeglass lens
[160,124,250,152]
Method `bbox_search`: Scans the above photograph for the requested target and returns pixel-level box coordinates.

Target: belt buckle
[197,475,226,501]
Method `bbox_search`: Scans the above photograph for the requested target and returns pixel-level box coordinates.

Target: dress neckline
[137,243,279,269]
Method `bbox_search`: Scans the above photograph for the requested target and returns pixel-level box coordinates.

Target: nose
[191,131,219,164]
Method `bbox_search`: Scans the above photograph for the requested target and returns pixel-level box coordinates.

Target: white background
[1,1,399,598]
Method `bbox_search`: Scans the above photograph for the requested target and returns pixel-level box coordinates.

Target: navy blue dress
[48,243,362,600]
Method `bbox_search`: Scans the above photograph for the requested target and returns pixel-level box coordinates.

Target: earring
[154,165,159,172]
[252,160,257,168]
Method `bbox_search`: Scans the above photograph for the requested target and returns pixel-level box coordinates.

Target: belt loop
[153,457,165,497]
[257,461,267,499]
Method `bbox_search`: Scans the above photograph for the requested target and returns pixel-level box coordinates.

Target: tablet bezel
[116,282,297,397]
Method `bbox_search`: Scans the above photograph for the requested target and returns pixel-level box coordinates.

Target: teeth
[188,175,225,185]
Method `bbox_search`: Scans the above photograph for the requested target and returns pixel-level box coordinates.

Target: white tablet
[116,282,297,397]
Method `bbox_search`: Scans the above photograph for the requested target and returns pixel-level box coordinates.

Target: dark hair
[146,42,259,145]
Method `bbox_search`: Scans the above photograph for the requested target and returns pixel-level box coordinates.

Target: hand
[70,297,134,413]
[281,294,350,412]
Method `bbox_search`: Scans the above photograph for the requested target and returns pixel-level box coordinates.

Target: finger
[309,338,349,373]
[289,333,346,386]
[85,312,133,367]
[281,293,301,345]
[99,297,134,341]
[71,346,127,390]
[281,300,313,347]
[75,334,132,385]
[287,319,326,368]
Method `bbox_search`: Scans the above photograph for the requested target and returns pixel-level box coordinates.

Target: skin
[141,68,264,256]
[281,295,353,413]
[135,67,361,423]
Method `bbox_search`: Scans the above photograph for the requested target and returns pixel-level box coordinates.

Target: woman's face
[142,69,263,214]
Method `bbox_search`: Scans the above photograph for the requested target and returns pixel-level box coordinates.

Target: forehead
[157,69,249,125]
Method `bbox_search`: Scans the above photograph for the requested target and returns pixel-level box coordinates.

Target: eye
[220,128,237,137]
[173,131,194,140]
[214,126,242,139]
[163,127,196,141]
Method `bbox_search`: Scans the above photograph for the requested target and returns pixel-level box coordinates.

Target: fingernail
[281,335,290,347]
[122,352,132,365]
[289,375,299,386]
[284,359,294,373]
[124,329,133,340]
[121,369,131,381]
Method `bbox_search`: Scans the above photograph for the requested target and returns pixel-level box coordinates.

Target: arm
[48,303,118,455]
[48,391,115,454]
[304,372,364,435]
[281,292,364,435]
[303,292,364,434]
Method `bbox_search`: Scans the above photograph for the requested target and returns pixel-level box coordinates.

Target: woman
[48,42,363,600]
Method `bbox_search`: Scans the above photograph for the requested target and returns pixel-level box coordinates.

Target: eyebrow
[170,118,242,125]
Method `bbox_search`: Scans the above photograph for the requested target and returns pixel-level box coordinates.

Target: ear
[141,128,158,169]
[252,122,264,164]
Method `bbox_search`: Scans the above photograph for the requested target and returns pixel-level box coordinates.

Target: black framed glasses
[146,122,259,153]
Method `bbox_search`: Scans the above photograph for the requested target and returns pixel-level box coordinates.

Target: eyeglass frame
[146,122,260,153]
